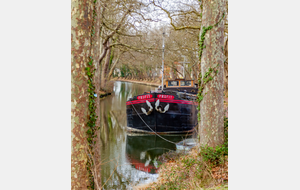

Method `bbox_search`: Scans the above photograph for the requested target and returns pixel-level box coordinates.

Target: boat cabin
[159,79,198,94]
[166,79,194,88]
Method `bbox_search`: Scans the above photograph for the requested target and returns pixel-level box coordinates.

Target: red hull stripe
[126,98,155,105]
[126,98,197,105]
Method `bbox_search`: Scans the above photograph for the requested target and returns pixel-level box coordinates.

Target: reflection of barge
[126,79,198,134]
[125,134,189,174]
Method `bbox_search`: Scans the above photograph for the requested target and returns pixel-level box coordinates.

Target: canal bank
[133,148,228,190]
[132,118,229,190]
[111,77,161,87]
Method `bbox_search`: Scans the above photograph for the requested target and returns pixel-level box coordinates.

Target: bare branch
[102,8,131,46]
[108,51,123,79]
[151,0,200,30]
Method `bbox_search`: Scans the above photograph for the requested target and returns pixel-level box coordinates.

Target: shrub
[200,117,228,166]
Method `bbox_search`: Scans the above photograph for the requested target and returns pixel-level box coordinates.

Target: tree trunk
[199,0,225,148]
[71,0,101,189]
[107,53,121,80]
[224,37,228,96]
[101,40,111,89]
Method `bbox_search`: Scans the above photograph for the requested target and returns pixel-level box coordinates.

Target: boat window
[168,81,179,86]
[180,81,192,86]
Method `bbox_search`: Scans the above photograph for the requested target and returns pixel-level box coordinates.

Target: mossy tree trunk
[199,0,225,148]
[101,40,111,89]
[71,0,101,189]
[224,37,228,95]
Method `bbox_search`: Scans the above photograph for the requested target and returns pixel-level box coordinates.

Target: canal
[99,81,194,189]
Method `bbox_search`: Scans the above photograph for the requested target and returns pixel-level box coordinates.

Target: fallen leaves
[211,158,228,185]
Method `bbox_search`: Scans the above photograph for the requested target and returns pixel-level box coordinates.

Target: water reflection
[98,81,194,189]
[126,134,192,174]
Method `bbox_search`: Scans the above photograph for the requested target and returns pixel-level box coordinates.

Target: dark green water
[99,81,192,189]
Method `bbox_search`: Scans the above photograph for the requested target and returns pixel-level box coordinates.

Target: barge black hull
[126,92,198,134]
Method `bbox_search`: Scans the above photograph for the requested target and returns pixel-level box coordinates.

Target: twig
[202,161,218,185]
[100,159,119,189]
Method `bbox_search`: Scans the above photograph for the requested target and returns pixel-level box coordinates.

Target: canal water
[99,81,193,189]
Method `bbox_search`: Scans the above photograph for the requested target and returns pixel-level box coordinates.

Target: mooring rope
[129,100,178,145]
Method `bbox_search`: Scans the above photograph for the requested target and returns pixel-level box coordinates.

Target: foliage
[197,66,219,121]
[120,64,131,77]
[198,13,225,62]
[85,2,98,189]
[200,117,228,166]
[147,150,228,189]
[224,116,228,146]
[200,145,227,167]
[109,50,114,68]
